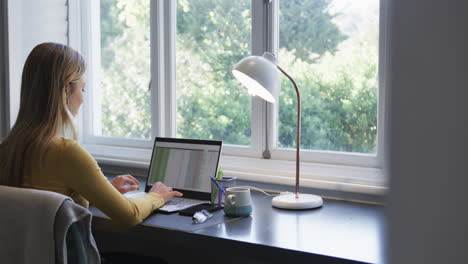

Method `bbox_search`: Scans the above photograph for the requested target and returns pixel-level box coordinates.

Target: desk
[90,192,384,264]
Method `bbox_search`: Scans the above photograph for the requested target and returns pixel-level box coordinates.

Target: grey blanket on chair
[0,185,100,264]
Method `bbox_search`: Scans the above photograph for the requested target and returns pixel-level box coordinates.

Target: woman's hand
[149,182,183,202]
[111,174,140,194]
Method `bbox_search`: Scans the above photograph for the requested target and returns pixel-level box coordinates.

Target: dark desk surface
[90,192,385,264]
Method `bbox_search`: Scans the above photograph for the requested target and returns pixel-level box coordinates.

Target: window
[277,0,379,154]
[98,0,151,139]
[176,0,252,146]
[78,0,386,192]
[83,0,151,142]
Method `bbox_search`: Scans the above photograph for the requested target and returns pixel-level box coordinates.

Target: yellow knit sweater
[21,137,164,226]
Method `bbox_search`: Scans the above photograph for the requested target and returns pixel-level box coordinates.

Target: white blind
[7,0,69,126]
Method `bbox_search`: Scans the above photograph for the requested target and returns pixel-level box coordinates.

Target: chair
[0,185,168,264]
[0,185,100,264]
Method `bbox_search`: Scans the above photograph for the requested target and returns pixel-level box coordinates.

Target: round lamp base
[272,193,323,210]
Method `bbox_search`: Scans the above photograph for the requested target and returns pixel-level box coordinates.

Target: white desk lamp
[233,52,323,210]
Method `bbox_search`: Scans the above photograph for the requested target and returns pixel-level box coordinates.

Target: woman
[0,42,182,226]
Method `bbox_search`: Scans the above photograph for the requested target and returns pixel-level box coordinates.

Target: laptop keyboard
[164,197,205,207]
[125,192,208,212]
[159,197,208,212]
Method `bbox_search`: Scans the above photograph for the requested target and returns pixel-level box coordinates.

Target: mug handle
[227,194,236,205]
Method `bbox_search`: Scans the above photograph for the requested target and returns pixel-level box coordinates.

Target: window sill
[221,155,386,196]
[85,143,387,198]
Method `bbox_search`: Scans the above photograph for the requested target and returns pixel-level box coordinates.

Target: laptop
[125,137,222,213]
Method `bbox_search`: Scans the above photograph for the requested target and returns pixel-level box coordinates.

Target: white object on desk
[272,193,323,209]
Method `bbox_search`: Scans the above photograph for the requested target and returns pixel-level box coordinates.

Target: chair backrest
[0,185,100,264]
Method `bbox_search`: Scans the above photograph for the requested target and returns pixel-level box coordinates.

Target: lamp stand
[271,66,323,210]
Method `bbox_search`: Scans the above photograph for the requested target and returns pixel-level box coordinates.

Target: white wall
[387,0,468,263]
[7,0,68,127]
[0,0,7,137]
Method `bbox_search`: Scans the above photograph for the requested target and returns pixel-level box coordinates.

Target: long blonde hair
[0,42,86,186]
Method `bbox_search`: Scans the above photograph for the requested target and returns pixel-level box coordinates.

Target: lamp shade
[232,52,281,103]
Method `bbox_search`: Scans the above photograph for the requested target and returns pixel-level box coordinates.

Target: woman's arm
[59,140,164,226]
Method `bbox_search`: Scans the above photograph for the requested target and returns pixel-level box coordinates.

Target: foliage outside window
[278,0,379,153]
[97,0,379,154]
[100,0,151,139]
[176,0,252,145]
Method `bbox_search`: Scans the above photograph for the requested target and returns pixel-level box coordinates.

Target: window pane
[99,0,151,139]
[278,0,379,153]
[176,0,252,145]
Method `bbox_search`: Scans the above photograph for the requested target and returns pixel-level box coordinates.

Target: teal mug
[224,187,252,217]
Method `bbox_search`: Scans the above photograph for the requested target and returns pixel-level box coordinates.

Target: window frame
[75,0,388,195]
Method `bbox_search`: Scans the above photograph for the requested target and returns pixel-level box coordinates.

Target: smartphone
[178,203,224,216]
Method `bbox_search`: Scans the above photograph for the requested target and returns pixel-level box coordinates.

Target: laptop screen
[147,138,222,194]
